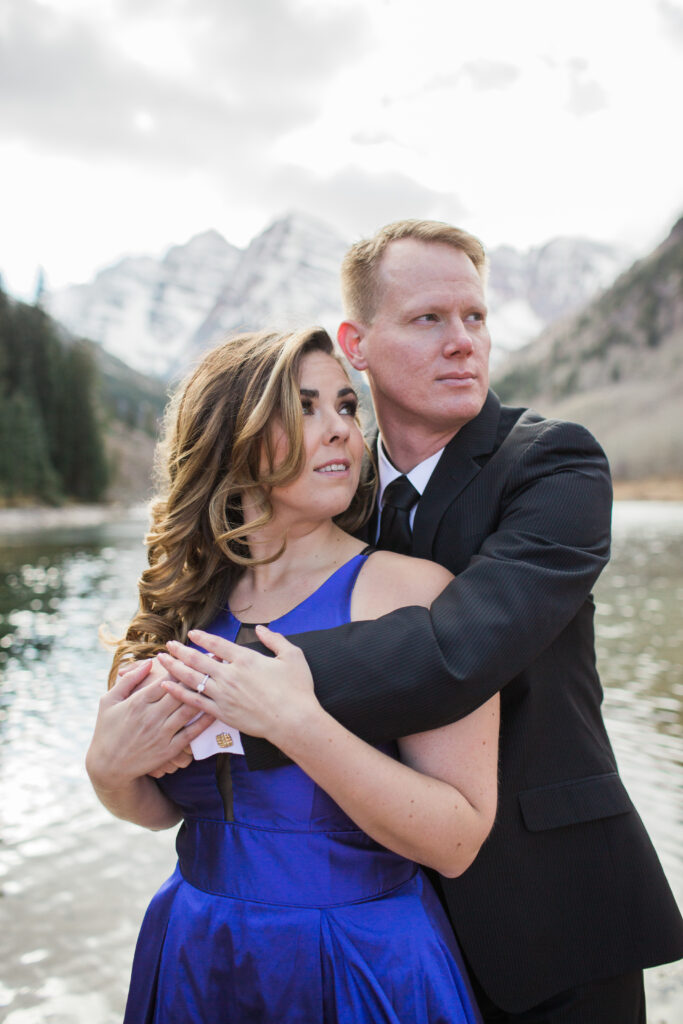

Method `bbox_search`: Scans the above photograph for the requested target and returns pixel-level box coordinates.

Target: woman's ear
[337,320,368,371]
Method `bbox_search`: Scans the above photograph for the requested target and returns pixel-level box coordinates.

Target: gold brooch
[216,732,234,749]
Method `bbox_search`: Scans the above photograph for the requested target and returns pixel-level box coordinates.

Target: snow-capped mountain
[47,214,632,379]
[486,237,633,366]
[48,230,242,377]
[189,213,348,358]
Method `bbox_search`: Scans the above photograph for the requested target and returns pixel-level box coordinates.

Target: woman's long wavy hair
[108,327,375,686]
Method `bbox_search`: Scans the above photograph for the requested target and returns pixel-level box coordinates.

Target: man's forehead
[376,238,486,296]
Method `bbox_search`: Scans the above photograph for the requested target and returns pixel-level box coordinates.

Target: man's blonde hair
[341,219,488,323]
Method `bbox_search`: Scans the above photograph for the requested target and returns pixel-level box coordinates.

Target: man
[240,220,683,1022]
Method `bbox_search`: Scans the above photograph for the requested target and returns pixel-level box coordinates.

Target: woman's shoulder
[352,549,453,620]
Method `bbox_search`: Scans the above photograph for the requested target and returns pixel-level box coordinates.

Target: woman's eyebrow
[299,387,357,399]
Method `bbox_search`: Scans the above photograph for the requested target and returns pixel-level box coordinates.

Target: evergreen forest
[0,285,109,504]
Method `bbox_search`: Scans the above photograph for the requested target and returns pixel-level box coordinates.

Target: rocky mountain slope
[492,218,683,481]
[46,214,630,379]
[49,230,241,377]
[487,236,631,366]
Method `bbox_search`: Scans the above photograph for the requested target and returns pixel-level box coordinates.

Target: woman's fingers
[117,658,151,678]
[161,677,212,713]
[110,660,152,699]
[254,625,291,656]
[187,629,241,662]
[157,651,210,693]
[165,640,224,677]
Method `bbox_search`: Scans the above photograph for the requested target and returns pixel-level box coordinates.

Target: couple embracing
[87,219,683,1023]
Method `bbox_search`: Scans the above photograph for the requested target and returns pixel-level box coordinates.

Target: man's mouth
[437,373,475,385]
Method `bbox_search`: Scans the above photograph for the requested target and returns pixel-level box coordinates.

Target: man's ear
[337,320,368,371]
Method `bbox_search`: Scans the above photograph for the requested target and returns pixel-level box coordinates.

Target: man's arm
[242,419,612,769]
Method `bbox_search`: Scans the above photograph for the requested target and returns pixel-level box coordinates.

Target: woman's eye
[339,401,358,416]
[301,399,313,415]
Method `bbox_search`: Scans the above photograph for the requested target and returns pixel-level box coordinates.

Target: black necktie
[377,476,420,555]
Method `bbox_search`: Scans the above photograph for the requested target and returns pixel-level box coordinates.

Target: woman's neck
[230,517,362,623]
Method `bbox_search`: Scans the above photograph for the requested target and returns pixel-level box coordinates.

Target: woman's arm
[85,661,212,830]
[260,645,499,876]
[157,554,500,874]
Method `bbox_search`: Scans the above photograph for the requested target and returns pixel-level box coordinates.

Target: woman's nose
[325,410,351,441]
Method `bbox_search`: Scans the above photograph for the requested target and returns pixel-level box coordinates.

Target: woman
[86,327,498,1024]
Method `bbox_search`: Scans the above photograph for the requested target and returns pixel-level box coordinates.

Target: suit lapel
[411,391,501,559]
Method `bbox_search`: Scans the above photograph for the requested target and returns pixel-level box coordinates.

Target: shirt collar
[377,437,445,509]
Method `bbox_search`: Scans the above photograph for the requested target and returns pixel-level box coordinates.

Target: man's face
[345,239,491,447]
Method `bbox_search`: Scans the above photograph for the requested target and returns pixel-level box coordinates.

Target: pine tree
[0,284,110,504]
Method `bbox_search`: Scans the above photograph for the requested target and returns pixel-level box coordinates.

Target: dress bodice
[124,549,482,1024]
[158,551,392,830]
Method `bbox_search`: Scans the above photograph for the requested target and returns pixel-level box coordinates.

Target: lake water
[0,503,681,1023]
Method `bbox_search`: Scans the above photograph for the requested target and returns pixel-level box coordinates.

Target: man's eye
[466,311,485,323]
[416,313,438,322]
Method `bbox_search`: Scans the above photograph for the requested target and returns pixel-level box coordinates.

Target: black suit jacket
[242,390,683,1011]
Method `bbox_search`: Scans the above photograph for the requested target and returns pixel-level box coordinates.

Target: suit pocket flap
[519,773,632,832]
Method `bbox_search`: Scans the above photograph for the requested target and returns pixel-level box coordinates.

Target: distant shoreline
[1,483,682,538]
[0,502,149,537]
[611,478,683,501]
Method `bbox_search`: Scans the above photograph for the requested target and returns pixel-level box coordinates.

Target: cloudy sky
[1,0,682,298]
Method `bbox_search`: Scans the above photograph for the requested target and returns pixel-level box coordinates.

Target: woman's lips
[314,460,350,474]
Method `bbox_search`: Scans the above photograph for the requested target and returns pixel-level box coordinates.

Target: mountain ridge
[492,217,683,480]
[45,213,631,379]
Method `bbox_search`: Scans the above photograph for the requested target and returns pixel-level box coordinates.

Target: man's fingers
[178,711,215,744]
[166,699,209,731]
[171,749,193,770]
[149,748,192,777]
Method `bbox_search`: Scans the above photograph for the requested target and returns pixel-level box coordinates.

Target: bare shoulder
[351,550,453,620]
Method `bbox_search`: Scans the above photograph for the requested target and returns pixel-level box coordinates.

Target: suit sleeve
[243,420,612,769]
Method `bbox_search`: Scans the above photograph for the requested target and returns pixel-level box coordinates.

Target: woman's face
[267,350,364,527]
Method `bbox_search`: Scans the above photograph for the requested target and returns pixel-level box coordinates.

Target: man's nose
[443,319,474,356]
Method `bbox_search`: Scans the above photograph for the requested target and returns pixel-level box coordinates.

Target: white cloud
[0,0,681,297]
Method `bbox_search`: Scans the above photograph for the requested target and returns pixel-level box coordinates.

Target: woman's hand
[156,626,322,745]
[86,660,213,791]
[116,657,195,777]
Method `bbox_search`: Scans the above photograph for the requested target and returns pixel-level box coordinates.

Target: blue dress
[124,552,482,1023]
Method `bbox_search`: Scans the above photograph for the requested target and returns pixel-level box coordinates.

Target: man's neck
[377,418,459,474]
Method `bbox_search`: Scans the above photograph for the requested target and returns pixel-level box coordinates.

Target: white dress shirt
[376,438,445,534]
